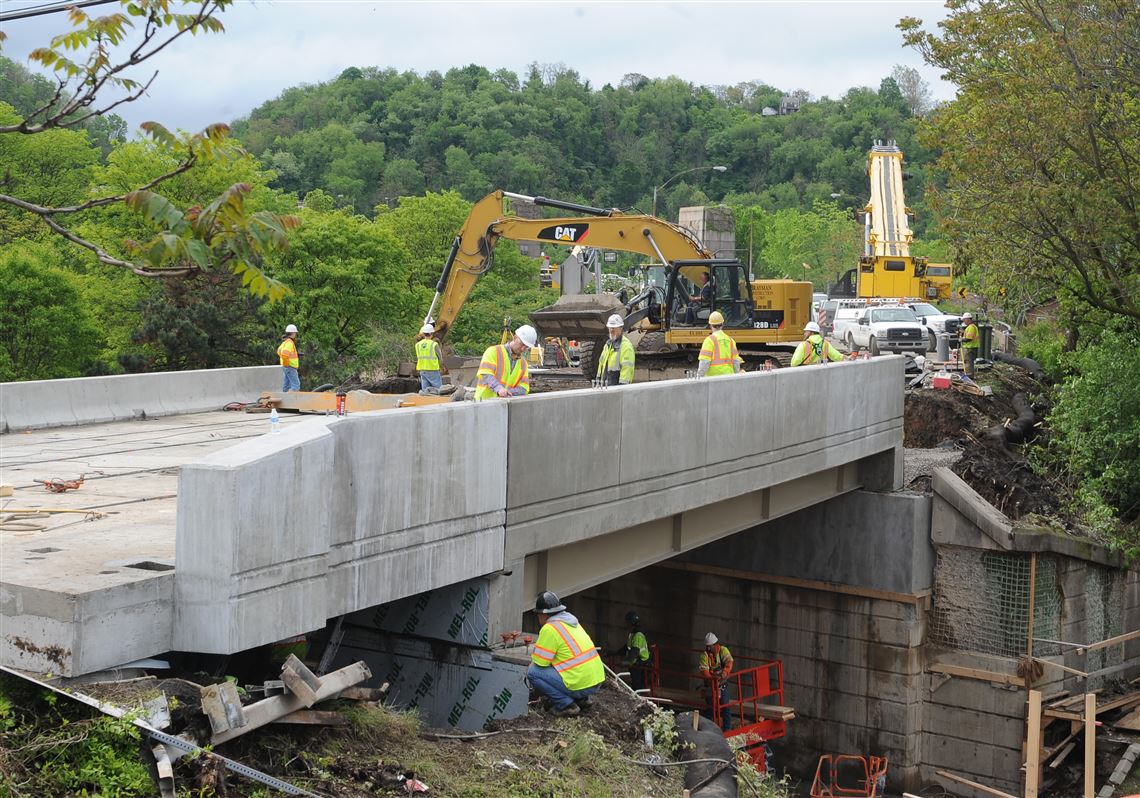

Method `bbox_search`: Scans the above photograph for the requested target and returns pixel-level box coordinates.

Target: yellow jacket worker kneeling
[528,591,604,717]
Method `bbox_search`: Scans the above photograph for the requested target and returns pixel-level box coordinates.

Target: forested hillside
[2,53,944,387]
[232,63,938,231]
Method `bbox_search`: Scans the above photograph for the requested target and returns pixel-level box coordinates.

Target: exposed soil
[902,362,1079,526]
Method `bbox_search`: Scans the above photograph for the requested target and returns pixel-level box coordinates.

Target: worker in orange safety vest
[277,324,301,392]
[474,324,536,401]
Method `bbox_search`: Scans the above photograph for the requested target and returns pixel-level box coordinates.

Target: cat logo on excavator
[536,223,588,243]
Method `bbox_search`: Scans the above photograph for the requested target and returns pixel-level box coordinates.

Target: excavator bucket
[528,294,625,341]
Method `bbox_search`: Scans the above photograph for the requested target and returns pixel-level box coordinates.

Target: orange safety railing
[630,648,789,772]
[810,754,889,798]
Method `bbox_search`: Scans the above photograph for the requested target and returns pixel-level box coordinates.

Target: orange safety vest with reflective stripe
[531,617,604,691]
[277,337,299,368]
[698,644,734,677]
[699,330,739,376]
[415,338,440,371]
[474,344,530,401]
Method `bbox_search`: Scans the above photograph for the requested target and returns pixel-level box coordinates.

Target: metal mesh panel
[1085,566,1125,690]
[929,549,1061,657]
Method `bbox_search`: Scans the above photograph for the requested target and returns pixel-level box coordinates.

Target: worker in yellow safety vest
[697,311,742,377]
[475,325,536,401]
[791,321,847,366]
[414,323,443,394]
[277,324,301,392]
[528,591,604,717]
[960,312,980,377]
[698,632,735,729]
[596,313,636,386]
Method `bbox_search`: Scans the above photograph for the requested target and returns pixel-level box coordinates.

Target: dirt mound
[951,441,1070,522]
[904,362,1076,526]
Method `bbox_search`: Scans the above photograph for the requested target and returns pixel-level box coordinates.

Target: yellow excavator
[422,190,812,376]
[830,141,953,301]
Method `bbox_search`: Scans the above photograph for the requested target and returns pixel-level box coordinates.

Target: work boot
[551,703,580,717]
[575,696,593,710]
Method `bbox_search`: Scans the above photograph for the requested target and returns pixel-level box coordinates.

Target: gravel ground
[903,446,963,489]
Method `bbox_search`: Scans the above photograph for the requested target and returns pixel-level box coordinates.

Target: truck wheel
[847,334,858,353]
[869,336,880,356]
[927,331,937,352]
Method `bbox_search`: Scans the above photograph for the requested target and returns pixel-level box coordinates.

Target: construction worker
[791,321,846,366]
[277,324,300,392]
[685,271,713,324]
[697,311,742,377]
[698,632,734,729]
[596,314,635,386]
[528,591,605,717]
[475,324,536,401]
[960,312,980,377]
[621,611,650,693]
[414,323,443,394]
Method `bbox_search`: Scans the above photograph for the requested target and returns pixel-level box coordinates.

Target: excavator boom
[424,190,711,341]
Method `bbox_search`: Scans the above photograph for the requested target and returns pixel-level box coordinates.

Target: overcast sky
[1,0,954,134]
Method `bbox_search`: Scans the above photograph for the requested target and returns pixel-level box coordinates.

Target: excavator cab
[665,259,754,329]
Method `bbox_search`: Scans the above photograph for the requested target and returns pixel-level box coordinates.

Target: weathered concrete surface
[6,358,905,673]
[577,559,929,790]
[503,360,902,574]
[684,490,934,594]
[1,411,306,675]
[1,366,278,432]
[324,402,506,618]
[175,402,507,653]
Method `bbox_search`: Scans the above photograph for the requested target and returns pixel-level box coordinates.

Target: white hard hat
[420,323,435,335]
[962,312,972,320]
[704,632,718,646]
[804,321,821,334]
[515,324,538,348]
[285,324,298,334]
[606,314,624,329]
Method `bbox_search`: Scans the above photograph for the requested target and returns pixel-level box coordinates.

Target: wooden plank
[1083,693,1096,798]
[754,705,795,721]
[928,662,1025,687]
[1026,690,1042,798]
[1075,629,1140,656]
[271,710,346,726]
[935,769,1019,798]
[1043,728,1081,762]
[1048,742,1076,769]
[1095,691,1140,715]
[1031,657,1088,679]
[1110,706,1140,732]
[655,561,931,605]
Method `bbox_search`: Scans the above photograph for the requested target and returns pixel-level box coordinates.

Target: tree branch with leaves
[0,0,296,299]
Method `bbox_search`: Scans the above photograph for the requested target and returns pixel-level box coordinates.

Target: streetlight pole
[652,165,728,218]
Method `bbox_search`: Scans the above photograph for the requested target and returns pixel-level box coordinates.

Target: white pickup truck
[844,306,928,356]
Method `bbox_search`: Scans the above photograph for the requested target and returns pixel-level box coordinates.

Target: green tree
[0,247,103,381]
[901,0,1140,323]
[0,1,296,298]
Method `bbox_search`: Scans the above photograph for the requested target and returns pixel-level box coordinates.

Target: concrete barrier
[174,401,508,653]
[175,418,335,652]
[0,366,279,432]
[325,402,507,617]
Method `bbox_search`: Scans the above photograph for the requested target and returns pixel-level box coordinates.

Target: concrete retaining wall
[1,366,279,432]
[684,490,934,595]
[576,563,927,790]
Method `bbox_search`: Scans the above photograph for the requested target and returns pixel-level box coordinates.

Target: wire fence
[929,550,1062,658]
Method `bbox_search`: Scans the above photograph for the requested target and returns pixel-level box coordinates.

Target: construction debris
[38,475,85,492]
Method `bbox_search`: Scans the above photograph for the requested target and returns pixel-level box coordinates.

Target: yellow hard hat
[708,311,725,326]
